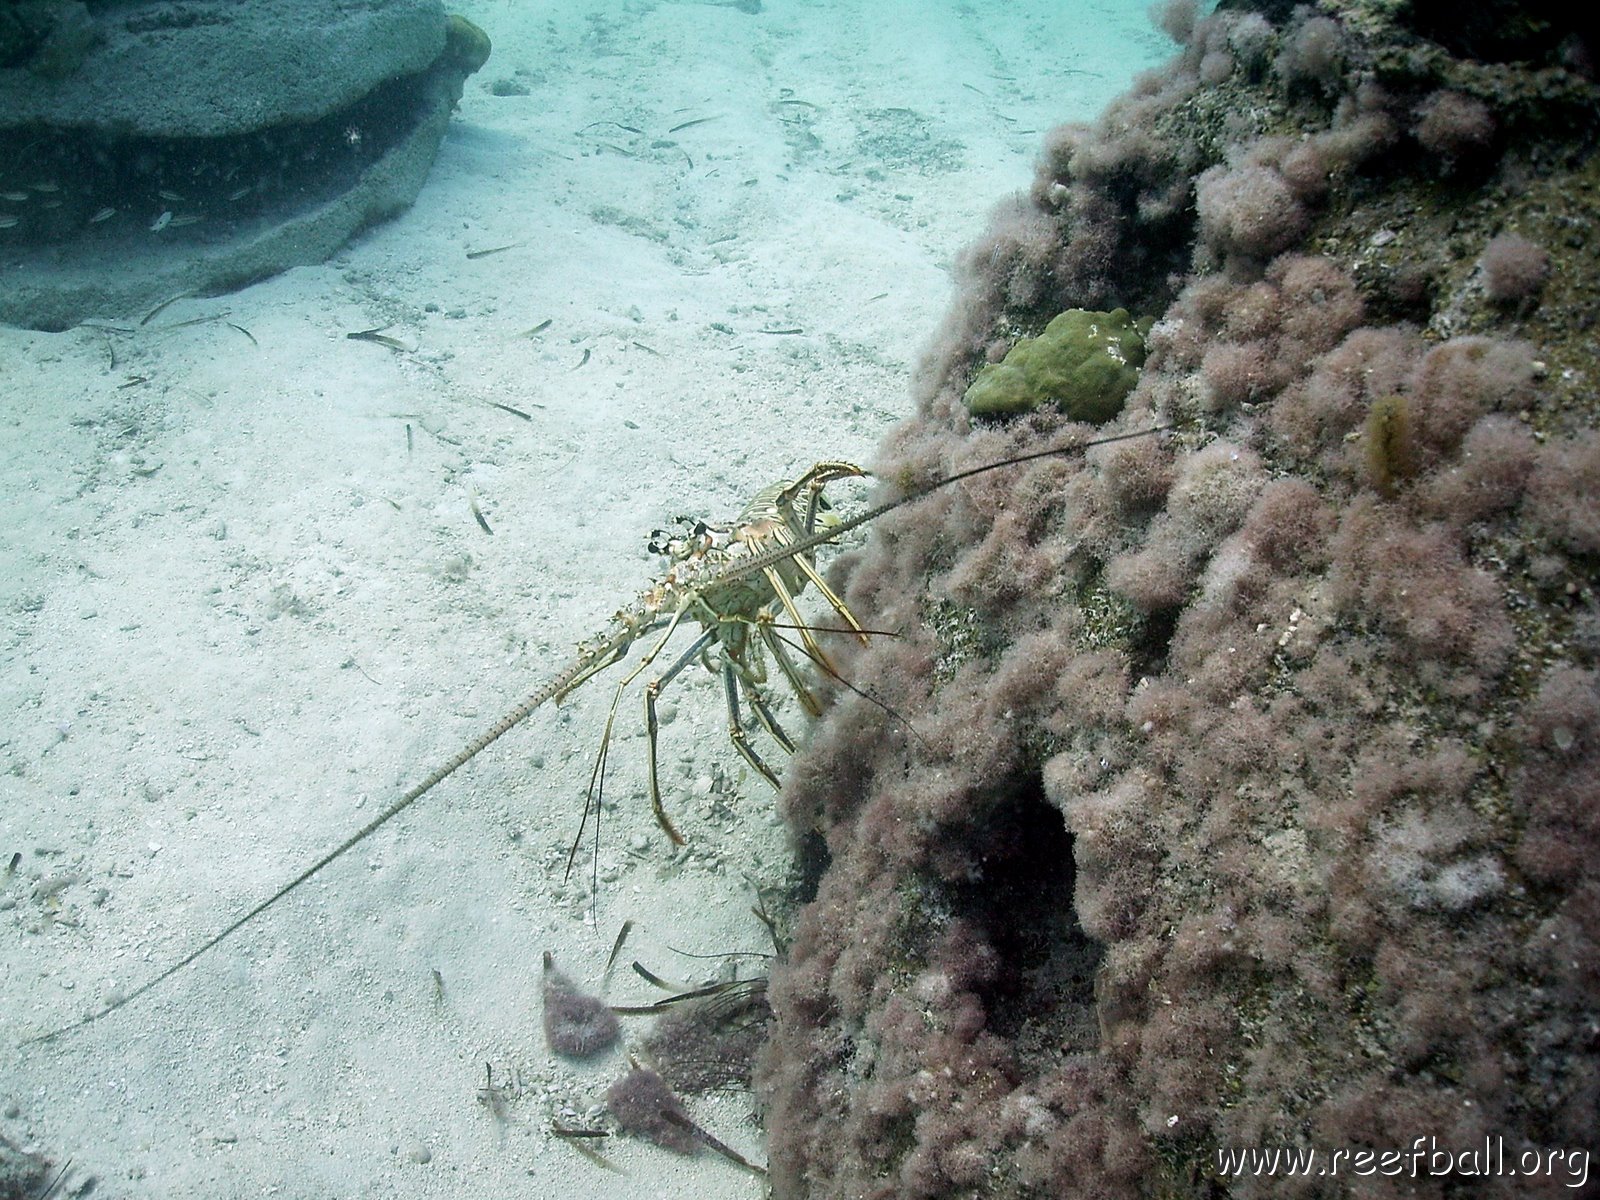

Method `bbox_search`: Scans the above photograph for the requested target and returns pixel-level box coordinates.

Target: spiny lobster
[24,422,1170,1045]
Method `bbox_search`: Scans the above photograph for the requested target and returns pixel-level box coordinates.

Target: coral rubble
[758,3,1600,1197]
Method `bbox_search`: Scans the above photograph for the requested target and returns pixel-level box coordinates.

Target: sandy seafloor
[0,1,1161,1195]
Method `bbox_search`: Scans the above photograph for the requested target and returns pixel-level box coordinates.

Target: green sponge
[964,308,1148,422]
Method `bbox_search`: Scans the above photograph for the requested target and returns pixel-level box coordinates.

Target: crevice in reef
[944,770,1103,1055]
[1404,0,1600,63]
[1126,604,1179,682]
[792,828,831,907]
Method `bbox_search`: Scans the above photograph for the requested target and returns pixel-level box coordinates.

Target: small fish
[346,327,410,352]
[89,207,116,224]
[667,115,721,134]
[140,291,191,325]
[0,215,18,228]
[577,119,644,136]
[149,211,172,232]
[0,190,27,202]
[28,181,60,193]
[167,214,202,227]
[157,189,185,202]
[225,186,252,202]
[469,494,494,536]
[466,240,524,260]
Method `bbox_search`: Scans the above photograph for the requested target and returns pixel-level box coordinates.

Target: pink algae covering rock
[756,4,1600,1197]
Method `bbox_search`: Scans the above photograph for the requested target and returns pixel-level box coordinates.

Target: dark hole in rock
[945,769,1102,1054]
[1128,604,1179,681]
[1406,0,1599,65]
[793,827,831,906]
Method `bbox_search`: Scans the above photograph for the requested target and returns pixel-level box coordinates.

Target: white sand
[0,1,1159,1194]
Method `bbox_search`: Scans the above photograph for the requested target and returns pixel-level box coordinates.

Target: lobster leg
[761,562,840,679]
[568,605,703,873]
[779,461,867,535]
[781,548,870,646]
[759,618,824,717]
[638,626,720,845]
[740,671,796,755]
[721,661,784,791]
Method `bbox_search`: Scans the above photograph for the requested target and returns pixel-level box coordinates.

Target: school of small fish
[0,179,240,235]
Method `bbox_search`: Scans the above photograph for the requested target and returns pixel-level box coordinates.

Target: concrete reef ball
[0,0,490,330]
[445,13,493,74]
